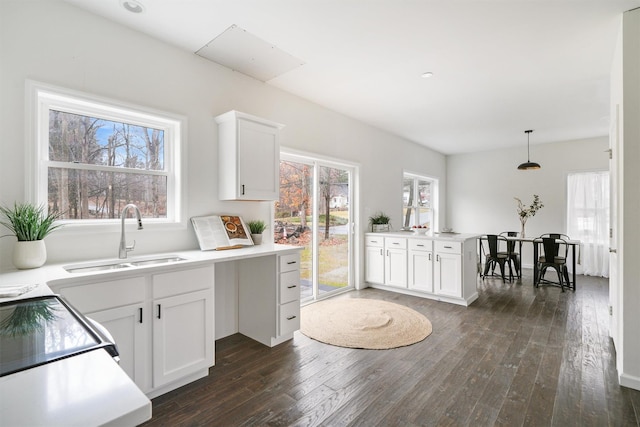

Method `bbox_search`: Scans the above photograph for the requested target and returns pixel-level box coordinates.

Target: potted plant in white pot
[0,203,63,269]
[247,220,267,245]
[369,212,391,232]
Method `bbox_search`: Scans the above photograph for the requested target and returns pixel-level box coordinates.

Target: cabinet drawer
[409,239,432,252]
[435,240,462,254]
[279,300,301,336]
[365,236,384,247]
[385,237,407,249]
[57,276,146,313]
[279,253,300,273]
[280,270,300,304]
[153,266,214,299]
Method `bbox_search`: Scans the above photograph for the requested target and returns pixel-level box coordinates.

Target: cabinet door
[88,303,149,391]
[153,289,213,388]
[365,245,385,284]
[385,248,407,288]
[237,118,279,200]
[409,250,433,293]
[435,252,462,297]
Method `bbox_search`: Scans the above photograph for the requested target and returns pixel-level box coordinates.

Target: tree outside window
[48,110,166,219]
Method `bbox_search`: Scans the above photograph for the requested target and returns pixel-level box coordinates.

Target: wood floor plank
[141,271,640,427]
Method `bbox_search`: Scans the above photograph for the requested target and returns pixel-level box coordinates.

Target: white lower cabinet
[238,253,301,347]
[365,233,478,306]
[52,265,215,397]
[87,303,147,387]
[434,251,462,297]
[385,237,408,288]
[408,239,433,293]
[364,236,385,284]
[152,289,213,388]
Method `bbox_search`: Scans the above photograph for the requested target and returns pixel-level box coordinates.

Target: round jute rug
[300,298,432,350]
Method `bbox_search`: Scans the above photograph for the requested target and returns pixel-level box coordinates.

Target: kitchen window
[402,172,438,230]
[28,81,184,225]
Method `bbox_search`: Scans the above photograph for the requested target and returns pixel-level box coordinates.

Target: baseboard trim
[619,372,640,391]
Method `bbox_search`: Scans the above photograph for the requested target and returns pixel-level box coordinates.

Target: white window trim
[26,80,187,232]
[402,170,439,231]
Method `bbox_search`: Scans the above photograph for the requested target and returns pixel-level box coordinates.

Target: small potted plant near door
[369,211,391,232]
[247,219,267,245]
[0,203,63,269]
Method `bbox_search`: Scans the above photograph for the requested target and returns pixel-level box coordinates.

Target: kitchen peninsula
[365,232,479,306]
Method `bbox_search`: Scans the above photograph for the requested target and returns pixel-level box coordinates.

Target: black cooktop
[0,295,118,377]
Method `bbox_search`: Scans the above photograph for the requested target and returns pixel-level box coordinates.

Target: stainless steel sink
[64,262,132,273]
[64,255,186,273]
[129,256,186,267]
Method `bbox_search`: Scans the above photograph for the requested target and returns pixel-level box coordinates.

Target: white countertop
[366,231,481,242]
[0,243,302,288]
[0,284,152,427]
[0,349,151,427]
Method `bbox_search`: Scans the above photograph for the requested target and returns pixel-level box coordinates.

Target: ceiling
[63,0,640,155]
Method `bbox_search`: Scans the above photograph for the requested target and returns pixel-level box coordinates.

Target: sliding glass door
[275,154,354,302]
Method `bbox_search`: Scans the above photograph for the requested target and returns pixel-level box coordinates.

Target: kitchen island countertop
[0,284,152,427]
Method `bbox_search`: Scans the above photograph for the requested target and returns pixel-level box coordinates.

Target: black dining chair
[482,234,510,283]
[535,236,571,291]
[499,231,520,280]
[538,233,571,281]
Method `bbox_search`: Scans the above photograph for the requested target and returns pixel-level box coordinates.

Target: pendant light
[517,129,541,170]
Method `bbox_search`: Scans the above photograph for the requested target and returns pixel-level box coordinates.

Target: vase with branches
[514,195,544,238]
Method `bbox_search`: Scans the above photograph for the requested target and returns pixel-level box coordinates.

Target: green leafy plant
[368,212,391,225]
[0,203,63,241]
[247,219,267,234]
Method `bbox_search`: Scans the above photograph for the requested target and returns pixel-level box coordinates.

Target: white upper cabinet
[215,110,284,201]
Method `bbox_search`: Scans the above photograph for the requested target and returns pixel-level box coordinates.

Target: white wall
[0,0,446,276]
[446,136,609,267]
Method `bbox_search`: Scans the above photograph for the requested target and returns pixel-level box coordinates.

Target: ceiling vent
[196,25,305,82]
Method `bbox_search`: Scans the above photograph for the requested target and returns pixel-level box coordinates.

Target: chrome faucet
[119,204,143,259]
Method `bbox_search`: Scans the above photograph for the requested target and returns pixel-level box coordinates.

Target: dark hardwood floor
[142,271,640,426]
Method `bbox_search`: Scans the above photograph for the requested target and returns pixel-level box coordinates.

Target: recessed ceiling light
[421,72,434,78]
[121,0,145,13]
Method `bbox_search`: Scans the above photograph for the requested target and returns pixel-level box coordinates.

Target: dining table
[479,235,581,289]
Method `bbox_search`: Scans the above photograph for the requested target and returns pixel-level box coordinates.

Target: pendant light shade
[517,129,541,170]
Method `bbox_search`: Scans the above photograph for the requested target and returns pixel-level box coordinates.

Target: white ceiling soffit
[196,25,305,82]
